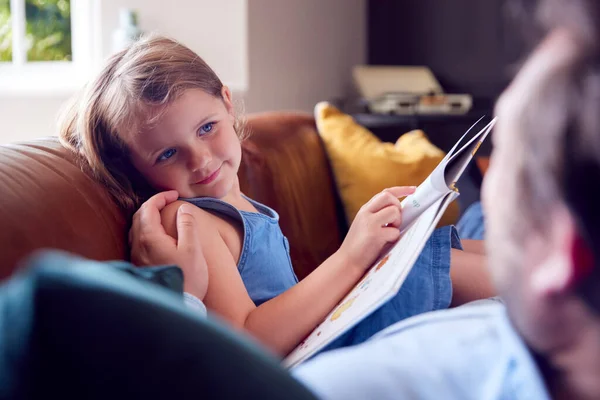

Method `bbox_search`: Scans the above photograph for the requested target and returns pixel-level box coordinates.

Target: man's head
[483,0,600,353]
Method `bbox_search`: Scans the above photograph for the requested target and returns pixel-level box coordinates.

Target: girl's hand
[337,186,416,272]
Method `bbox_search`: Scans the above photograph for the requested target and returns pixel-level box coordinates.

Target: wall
[0,0,365,143]
[368,0,523,100]
[100,0,248,91]
[244,0,366,113]
[0,0,247,143]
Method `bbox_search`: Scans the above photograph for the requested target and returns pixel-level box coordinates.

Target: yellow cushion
[315,102,459,227]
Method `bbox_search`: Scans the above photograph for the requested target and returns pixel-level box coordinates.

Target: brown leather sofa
[0,112,346,281]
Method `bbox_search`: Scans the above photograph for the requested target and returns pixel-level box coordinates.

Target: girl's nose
[188,146,211,171]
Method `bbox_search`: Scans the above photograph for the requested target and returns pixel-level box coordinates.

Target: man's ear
[569,230,595,286]
[221,86,234,116]
[529,207,593,295]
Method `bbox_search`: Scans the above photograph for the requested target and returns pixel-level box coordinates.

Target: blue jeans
[322,202,485,352]
[456,202,485,241]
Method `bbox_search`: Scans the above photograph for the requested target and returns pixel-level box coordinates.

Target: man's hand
[130,191,208,300]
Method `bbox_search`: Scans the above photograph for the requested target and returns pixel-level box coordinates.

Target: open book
[283,116,497,368]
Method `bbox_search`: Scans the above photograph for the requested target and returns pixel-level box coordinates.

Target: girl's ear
[221,86,234,116]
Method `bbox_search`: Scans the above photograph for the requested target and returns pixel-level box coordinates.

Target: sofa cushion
[0,113,344,281]
[0,138,129,280]
[314,102,459,227]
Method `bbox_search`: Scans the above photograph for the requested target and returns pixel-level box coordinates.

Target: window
[0,0,99,96]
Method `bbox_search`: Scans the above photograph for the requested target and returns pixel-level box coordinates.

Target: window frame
[0,0,100,97]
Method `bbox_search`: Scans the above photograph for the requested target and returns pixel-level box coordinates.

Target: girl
[59,35,492,356]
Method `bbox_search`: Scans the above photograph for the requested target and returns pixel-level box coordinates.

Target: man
[131,0,600,398]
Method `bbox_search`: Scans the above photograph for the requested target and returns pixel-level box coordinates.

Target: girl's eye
[198,122,214,135]
[157,148,176,162]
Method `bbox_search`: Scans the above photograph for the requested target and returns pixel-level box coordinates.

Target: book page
[399,168,450,231]
[445,118,496,186]
[284,192,458,369]
[398,117,496,231]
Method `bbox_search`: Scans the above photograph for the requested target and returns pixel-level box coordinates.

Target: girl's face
[128,87,242,200]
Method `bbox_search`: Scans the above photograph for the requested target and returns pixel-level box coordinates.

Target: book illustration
[375,254,391,271]
[354,272,370,289]
[297,331,323,351]
[331,296,358,321]
[297,339,309,350]
[283,117,495,368]
[358,277,372,290]
[471,140,483,156]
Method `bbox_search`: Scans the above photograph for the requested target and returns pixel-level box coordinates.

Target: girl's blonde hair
[59,34,244,212]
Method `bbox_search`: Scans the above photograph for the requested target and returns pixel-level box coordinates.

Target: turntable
[353,66,473,116]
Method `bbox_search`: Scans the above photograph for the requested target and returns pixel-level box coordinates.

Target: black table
[350,111,494,156]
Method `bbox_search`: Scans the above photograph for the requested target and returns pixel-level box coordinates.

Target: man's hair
[58,34,246,213]
[510,0,600,307]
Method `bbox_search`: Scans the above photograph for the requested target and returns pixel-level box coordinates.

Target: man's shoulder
[354,302,511,371]
[293,303,544,400]
[373,299,506,342]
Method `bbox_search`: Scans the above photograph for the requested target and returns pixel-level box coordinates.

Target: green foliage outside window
[0,0,72,63]
[0,0,11,62]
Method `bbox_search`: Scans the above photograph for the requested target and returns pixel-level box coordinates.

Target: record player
[353,66,473,116]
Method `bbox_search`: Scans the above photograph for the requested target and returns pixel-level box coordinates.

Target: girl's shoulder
[160,200,220,233]
[160,200,244,261]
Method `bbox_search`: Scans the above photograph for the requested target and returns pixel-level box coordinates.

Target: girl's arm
[449,248,494,306]
[161,201,364,356]
[460,239,486,255]
[245,250,365,355]
[162,188,412,356]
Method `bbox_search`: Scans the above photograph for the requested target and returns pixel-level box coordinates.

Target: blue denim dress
[183,195,299,306]
[183,196,484,352]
